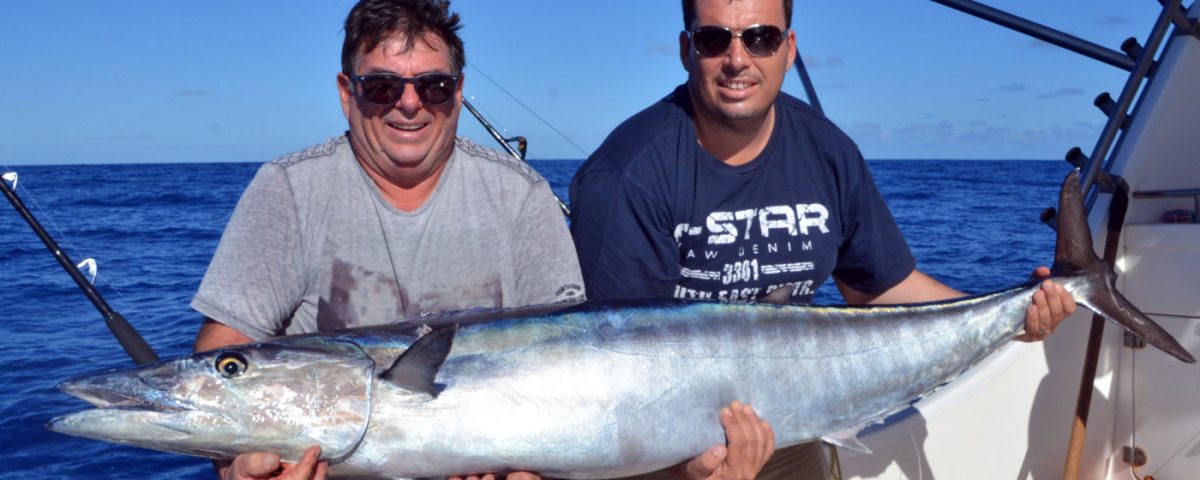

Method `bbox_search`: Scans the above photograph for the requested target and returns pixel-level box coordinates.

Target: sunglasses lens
[692,26,732,57]
[743,25,784,57]
[359,76,402,105]
[414,75,457,105]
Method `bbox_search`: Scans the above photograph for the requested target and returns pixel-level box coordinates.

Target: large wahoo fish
[50,171,1194,478]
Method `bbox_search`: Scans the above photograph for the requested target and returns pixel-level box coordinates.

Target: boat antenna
[2,171,160,365]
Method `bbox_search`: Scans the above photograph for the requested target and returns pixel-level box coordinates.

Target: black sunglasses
[351,72,460,106]
[687,24,786,58]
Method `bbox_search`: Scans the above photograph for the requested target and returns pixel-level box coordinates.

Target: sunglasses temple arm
[791,42,824,117]
[462,99,571,216]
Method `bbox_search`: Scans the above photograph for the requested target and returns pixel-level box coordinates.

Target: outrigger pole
[462,99,572,217]
[929,0,1136,72]
[2,173,159,366]
[792,43,824,117]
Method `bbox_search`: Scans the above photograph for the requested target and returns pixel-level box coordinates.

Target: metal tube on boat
[2,174,159,365]
[1092,93,1131,130]
[1133,189,1200,223]
[929,0,1136,71]
[1120,38,1144,61]
[1062,182,1130,480]
[1066,148,1118,193]
[1083,0,1182,200]
[1092,93,1117,118]
[1156,0,1200,39]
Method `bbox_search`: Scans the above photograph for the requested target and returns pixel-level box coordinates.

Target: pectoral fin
[821,429,871,454]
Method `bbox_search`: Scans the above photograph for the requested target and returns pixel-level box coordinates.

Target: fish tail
[1052,170,1195,363]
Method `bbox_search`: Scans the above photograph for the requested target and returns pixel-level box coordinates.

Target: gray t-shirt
[193,134,584,340]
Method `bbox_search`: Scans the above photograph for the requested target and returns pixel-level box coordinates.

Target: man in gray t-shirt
[193,135,583,341]
[192,1,579,478]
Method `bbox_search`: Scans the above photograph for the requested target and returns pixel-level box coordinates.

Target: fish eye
[215,352,249,378]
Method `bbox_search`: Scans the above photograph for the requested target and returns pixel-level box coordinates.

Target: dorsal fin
[760,285,794,305]
[380,324,457,396]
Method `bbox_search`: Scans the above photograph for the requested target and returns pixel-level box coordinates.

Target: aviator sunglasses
[351,72,460,106]
[687,24,786,58]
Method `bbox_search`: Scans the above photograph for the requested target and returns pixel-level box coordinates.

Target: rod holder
[1093,92,1117,117]
[1120,37,1145,61]
[1119,38,1158,79]
[1093,92,1131,130]
[1065,147,1088,169]
[1066,148,1117,193]
[1040,207,1059,233]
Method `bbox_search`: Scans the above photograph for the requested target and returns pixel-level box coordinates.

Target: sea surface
[0,159,1068,479]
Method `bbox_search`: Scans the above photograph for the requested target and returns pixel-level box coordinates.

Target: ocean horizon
[4,157,1066,167]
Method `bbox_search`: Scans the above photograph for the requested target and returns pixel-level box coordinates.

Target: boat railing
[1132,188,1200,223]
[1079,0,1191,209]
[921,0,1197,228]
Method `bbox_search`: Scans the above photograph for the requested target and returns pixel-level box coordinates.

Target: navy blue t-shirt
[570,85,915,303]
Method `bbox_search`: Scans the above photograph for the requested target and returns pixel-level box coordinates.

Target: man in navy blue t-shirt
[571,0,1076,478]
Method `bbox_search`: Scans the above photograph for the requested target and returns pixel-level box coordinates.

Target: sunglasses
[351,72,460,106]
[687,24,786,58]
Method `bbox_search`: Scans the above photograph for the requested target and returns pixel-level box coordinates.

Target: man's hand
[673,401,775,480]
[1015,266,1077,342]
[221,446,328,480]
[449,472,541,480]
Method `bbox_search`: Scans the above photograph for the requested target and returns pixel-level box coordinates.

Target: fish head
[48,340,374,462]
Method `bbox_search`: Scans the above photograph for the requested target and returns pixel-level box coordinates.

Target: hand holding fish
[449,472,541,480]
[1015,267,1077,342]
[222,445,327,480]
[673,401,775,480]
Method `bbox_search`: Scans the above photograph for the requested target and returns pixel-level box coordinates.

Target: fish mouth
[55,365,194,413]
[46,364,236,459]
[48,342,378,463]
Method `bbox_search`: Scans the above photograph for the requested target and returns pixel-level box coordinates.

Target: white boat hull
[841,2,1200,478]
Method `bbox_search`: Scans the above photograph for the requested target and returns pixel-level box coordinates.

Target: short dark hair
[341,0,465,76]
[681,0,793,30]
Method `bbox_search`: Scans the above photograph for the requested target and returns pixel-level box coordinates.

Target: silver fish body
[49,172,1194,478]
[330,287,1037,478]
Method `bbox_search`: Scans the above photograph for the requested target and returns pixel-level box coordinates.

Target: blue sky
[0,1,1162,165]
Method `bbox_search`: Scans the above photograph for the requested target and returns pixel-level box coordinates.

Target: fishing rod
[462,98,571,216]
[2,171,159,366]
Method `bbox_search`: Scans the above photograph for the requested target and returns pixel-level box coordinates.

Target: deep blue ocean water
[0,159,1068,478]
